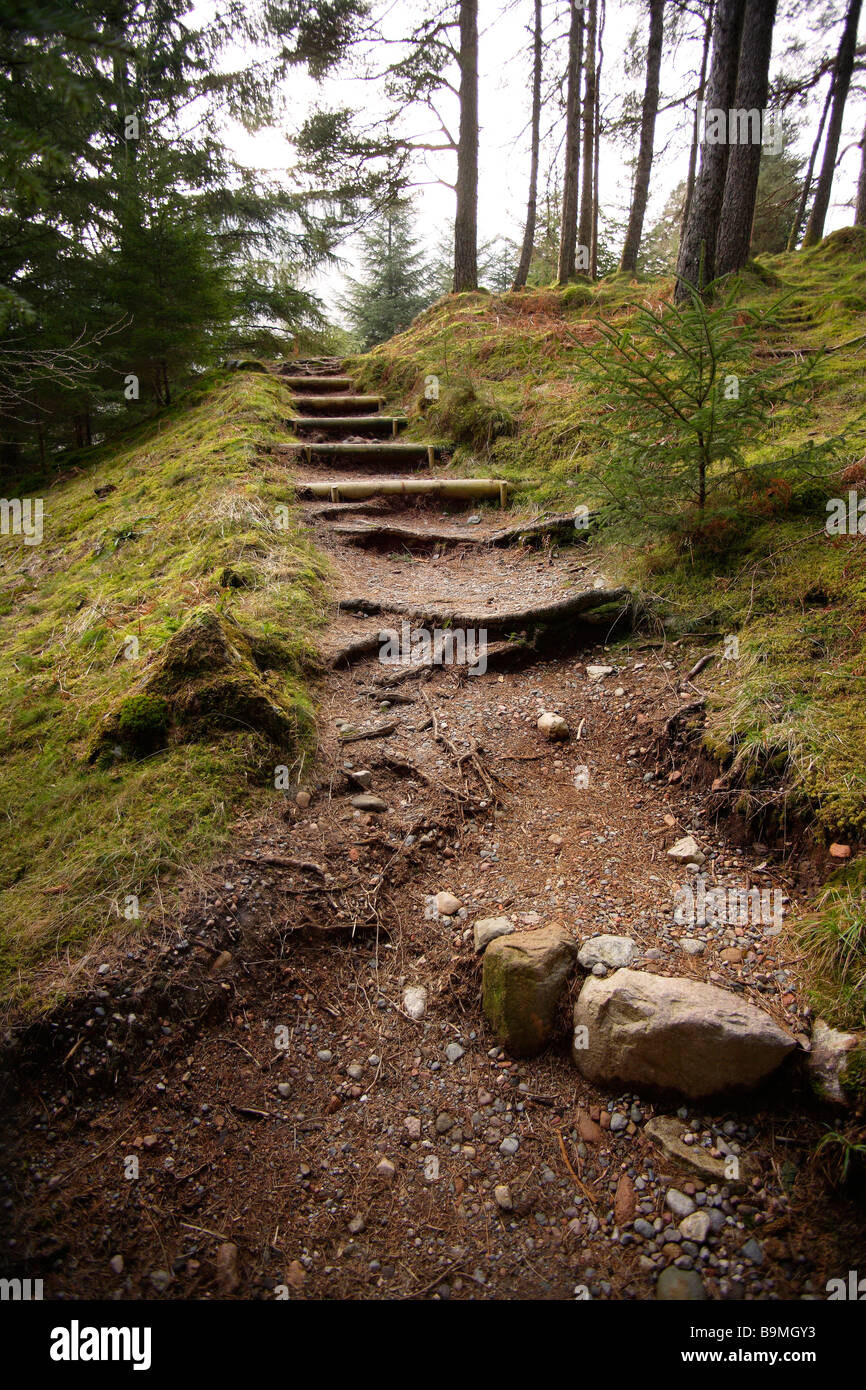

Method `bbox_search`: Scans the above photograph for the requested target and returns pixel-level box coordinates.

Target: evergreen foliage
[341,199,434,348]
[574,281,834,548]
[0,0,367,472]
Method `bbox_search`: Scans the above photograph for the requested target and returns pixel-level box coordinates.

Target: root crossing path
[0,360,861,1303]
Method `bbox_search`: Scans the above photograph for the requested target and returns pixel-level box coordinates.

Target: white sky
[205,0,866,318]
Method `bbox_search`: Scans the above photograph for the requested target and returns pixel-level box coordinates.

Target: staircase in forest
[265,357,623,671]
[273,359,510,509]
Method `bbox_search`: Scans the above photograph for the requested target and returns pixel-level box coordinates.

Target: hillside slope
[0,371,326,1013]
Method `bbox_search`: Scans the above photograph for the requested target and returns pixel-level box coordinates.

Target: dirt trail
[0,361,861,1302]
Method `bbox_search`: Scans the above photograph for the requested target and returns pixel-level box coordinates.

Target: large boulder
[483,924,577,1057]
[572,969,796,1099]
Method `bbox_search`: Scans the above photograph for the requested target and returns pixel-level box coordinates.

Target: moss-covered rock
[218,565,256,590]
[116,694,171,753]
[561,283,595,310]
[229,358,268,373]
[426,379,515,452]
[804,226,866,263]
[806,1018,863,1108]
[247,631,305,673]
[482,924,577,1057]
[89,607,309,762]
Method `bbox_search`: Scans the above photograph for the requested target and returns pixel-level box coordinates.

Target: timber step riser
[274,363,498,517]
[297,479,509,505]
[280,375,355,392]
[291,416,408,435]
[288,396,385,415]
[274,443,443,467]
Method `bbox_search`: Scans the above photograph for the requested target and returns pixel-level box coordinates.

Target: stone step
[291,415,408,436]
[281,375,355,392]
[274,441,442,467]
[289,395,384,415]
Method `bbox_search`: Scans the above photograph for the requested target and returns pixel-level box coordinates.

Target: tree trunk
[591,1,604,278]
[620,0,665,275]
[577,0,598,268]
[855,116,866,225]
[513,0,544,290]
[675,0,747,301]
[715,0,777,277]
[557,0,584,283]
[802,0,863,248]
[453,0,479,291]
[788,74,833,249]
[0,419,22,478]
[681,1,714,241]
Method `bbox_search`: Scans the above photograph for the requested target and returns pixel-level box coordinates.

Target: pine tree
[341,200,433,349]
[513,0,544,291]
[0,1,369,473]
[620,0,665,275]
[802,0,863,247]
[675,0,747,300]
[643,149,805,275]
[574,286,831,546]
[716,0,778,278]
[557,0,584,284]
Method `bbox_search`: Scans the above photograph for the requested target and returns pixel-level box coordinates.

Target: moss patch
[90,608,312,763]
[115,694,171,755]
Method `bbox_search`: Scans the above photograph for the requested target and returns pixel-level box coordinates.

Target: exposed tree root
[330,634,384,667]
[333,522,484,549]
[337,585,630,637]
[662,698,706,741]
[337,720,399,744]
[305,502,392,521]
[332,511,595,551]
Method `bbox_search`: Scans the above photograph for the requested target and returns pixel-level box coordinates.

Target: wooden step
[281,375,355,392]
[289,395,384,415]
[296,478,509,505]
[291,415,407,435]
[275,441,442,467]
[277,357,345,376]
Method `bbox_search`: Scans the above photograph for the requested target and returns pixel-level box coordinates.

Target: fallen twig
[558,1131,598,1214]
[339,721,399,744]
[239,855,326,876]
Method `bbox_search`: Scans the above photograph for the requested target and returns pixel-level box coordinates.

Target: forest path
[0,360,859,1303]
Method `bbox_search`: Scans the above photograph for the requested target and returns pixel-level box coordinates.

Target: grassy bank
[0,370,325,1014]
